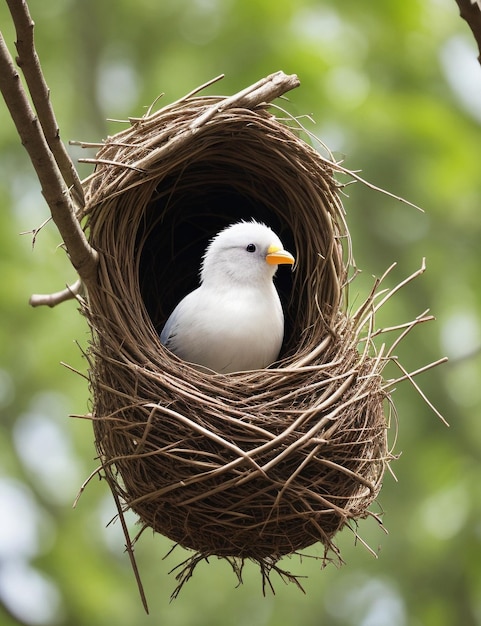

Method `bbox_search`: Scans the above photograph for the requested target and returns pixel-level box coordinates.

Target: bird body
[160,220,294,374]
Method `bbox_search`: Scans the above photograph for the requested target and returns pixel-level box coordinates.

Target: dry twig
[29,279,82,308]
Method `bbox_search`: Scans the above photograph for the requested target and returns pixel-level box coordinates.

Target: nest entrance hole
[137,162,297,354]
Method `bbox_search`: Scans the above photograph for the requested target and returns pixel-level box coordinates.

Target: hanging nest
[77,72,430,598]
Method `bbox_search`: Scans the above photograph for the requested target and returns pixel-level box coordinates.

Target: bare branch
[189,71,300,131]
[6,0,85,207]
[455,0,481,65]
[0,33,98,284]
[29,279,82,308]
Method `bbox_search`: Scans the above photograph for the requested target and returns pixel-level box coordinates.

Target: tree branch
[455,0,481,65]
[29,278,82,307]
[0,32,98,285]
[6,0,85,207]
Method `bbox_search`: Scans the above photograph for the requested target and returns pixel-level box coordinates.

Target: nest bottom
[91,313,389,595]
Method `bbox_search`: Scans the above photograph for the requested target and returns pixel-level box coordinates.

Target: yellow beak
[266,244,295,266]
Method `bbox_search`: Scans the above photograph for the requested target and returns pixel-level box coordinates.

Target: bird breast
[163,282,284,374]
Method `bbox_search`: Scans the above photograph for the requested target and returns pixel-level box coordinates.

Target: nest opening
[137,168,298,353]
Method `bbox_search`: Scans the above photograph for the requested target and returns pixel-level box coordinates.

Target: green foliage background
[1,0,480,624]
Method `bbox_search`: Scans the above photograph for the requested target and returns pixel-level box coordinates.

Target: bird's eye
[246,244,256,253]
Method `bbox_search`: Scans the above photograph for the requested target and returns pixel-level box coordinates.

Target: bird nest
[76,73,434,600]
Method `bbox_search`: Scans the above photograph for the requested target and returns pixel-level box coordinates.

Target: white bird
[160,220,295,374]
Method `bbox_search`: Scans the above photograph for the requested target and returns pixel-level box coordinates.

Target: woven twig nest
[80,73,401,595]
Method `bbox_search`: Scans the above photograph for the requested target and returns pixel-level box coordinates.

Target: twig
[6,0,85,207]
[29,278,82,307]
[74,465,149,612]
[106,473,150,614]
[20,214,52,248]
[189,71,300,131]
[387,357,450,426]
[332,164,423,212]
[72,463,103,508]
[128,71,301,175]
[178,73,225,102]
[455,0,481,65]
[0,32,98,283]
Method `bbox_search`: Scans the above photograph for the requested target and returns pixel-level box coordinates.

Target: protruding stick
[29,279,82,308]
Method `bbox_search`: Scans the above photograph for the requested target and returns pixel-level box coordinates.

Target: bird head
[200,220,295,287]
